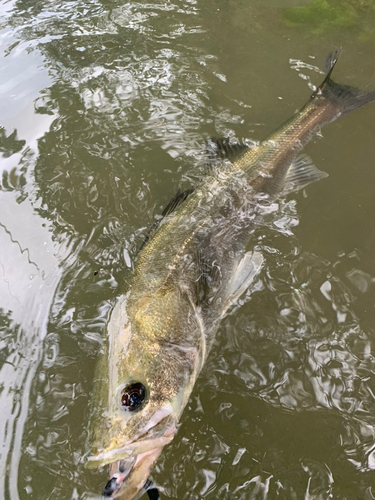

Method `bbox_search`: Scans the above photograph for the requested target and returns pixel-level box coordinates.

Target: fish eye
[119,382,147,411]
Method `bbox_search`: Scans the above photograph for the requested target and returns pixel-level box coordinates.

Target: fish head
[86,287,202,498]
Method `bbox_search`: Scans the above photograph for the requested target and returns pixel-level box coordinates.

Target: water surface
[1,0,375,499]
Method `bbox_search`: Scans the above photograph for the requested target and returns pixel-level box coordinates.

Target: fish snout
[98,412,176,499]
[102,447,165,499]
[102,457,137,498]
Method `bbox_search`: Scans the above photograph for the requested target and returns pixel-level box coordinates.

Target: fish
[85,49,375,499]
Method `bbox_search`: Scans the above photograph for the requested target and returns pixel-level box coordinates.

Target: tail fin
[314,48,375,116]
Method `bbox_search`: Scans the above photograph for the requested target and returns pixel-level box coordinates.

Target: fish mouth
[102,457,137,498]
[86,406,176,469]
[102,449,163,499]
[98,413,176,499]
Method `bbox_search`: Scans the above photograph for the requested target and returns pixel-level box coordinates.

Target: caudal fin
[314,48,375,116]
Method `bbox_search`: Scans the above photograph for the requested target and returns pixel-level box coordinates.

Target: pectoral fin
[283,154,328,195]
[221,251,263,317]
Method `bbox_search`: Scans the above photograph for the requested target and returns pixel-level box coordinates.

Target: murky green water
[2,0,375,498]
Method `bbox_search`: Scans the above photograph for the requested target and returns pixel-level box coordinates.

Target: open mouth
[102,456,136,497]
[86,407,176,470]
[102,450,162,499]
[87,404,176,499]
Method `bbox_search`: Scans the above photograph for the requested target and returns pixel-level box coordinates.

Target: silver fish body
[86,50,375,499]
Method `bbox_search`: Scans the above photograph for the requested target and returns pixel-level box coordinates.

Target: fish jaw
[86,404,176,469]
[97,422,176,500]
[104,447,164,499]
[86,429,175,469]
[87,412,176,499]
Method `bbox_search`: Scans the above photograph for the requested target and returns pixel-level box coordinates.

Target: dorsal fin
[137,188,194,254]
[160,187,194,218]
[206,137,249,165]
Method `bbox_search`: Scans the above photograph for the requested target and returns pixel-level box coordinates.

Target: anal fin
[283,154,328,195]
[221,251,263,317]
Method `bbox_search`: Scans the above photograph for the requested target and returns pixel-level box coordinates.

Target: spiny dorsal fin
[137,187,194,254]
[206,137,249,164]
[160,187,194,218]
[283,154,328,195]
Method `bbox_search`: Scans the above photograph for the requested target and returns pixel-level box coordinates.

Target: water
[1,0,375,498]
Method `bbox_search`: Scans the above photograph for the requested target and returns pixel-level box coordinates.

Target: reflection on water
[1,0,375,498]
[0,192,76,500]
